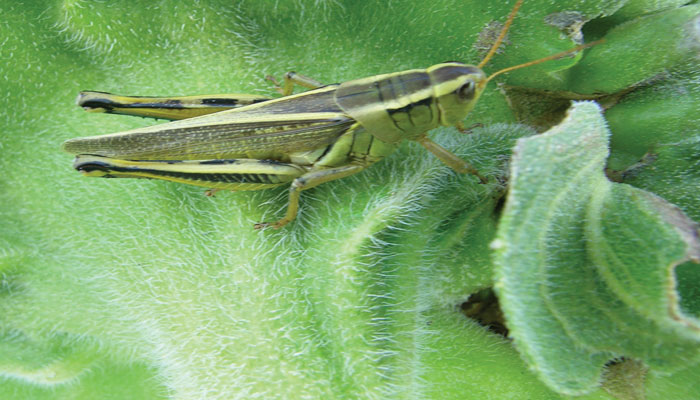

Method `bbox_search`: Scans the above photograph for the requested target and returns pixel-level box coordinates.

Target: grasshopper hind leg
[76,91,271,121]
[72,154,312,218]
[72,154,365,229]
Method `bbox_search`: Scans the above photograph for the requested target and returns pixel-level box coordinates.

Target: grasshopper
[63,0,598,229]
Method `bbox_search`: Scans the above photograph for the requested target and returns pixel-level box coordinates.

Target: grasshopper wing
[63,85,354,161]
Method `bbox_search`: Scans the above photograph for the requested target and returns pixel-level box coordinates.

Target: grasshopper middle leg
[255,164,365,229]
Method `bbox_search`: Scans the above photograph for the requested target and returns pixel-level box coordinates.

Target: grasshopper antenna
[483,39,604,86]
[477,0,523,69]
[475,0,604,87]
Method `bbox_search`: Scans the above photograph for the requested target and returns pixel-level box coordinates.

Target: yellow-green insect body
[63,62,487,228]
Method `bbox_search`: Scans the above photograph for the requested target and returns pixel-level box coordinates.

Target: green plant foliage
[493,102,700,395]
[1,0,697,399]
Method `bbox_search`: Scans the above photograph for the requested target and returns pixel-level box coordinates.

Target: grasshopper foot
[464,166,488,184]
[254,219,290,230]
[456,122,483,134]
[205,188,219,197]
[265,75,286,95]
[253,222,269,230]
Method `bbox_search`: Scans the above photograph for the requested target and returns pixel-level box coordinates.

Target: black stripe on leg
[76,162,277,184]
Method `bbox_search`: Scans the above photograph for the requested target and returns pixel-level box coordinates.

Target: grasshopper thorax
[426,62,486,128]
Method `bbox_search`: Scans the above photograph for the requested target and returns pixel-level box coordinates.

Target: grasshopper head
[427,62,487,127]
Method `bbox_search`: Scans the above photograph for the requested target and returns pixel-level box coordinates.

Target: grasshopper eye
[457,80,476,101]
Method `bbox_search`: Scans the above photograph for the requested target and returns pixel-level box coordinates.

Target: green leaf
[565,4,700,94]
[493,101,700,395]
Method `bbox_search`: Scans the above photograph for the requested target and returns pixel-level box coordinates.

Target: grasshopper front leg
[418,136,487,183]
[255,164,365,230]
